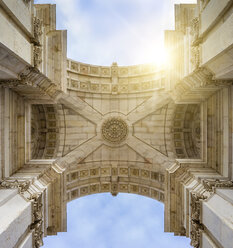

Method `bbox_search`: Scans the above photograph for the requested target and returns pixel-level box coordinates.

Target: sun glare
[140,46,170,68]
[154,48,170,67]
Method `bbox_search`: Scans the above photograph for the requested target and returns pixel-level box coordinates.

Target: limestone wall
[0,88,29,178]
[0,0,33,65]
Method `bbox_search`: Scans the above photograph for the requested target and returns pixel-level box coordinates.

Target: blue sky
[43,193,192,248]
[34,0,196,65]
[34,0,196,247]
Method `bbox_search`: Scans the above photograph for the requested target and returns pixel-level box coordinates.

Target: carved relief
[203,179,233,192]
[190,192,207,248]
[29,193,43,248]
[111,62,118,77]
[31,17,42,45]
[0,179,44,247]
[0,180,30,193]
[191,17,199,44]
[200,0,210,11]
[191,46,200,70]
[34,46,42,68]
[68,79,164,94]
[101,117,128,144]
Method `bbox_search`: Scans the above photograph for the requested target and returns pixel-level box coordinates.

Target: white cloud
[35,0,197,65]
[42,193,191,248]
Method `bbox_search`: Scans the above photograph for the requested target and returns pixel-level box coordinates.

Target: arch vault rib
[57,93,102,124]
[126,135,174,170]
[127,91,171,124]
[55,135,102,168]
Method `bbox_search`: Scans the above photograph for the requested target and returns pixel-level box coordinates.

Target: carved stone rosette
[190,192,207,248]
[101,117,128,144]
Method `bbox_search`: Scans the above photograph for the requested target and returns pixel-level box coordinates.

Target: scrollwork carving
[23,0,31,4]
[0,80,20,88]
[191,46,200,70]
[31,17,42,46]
[0,179,30,193]
[34,46,42,68]
[203,179,233,192]
[0,179,44,247]
[191,17,199,44]
[29,193,43,248]
[190,192,207,248]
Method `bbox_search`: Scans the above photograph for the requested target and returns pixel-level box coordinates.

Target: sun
[137,45,170,67]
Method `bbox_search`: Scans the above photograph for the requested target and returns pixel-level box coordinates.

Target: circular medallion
[101,117,128,144]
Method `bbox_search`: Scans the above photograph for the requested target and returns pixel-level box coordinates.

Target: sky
[34,0,196,247]
[43,193,192,248]
[34,0,196,66]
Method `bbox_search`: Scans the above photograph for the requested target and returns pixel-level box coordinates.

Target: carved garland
[0,180,43,247]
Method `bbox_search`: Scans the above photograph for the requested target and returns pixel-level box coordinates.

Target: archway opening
[43,193,191,248]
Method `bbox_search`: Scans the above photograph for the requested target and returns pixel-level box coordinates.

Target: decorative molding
[0,66,61,99]
[68,60,161,77]
[0,80,20,88]
[68,78,164,94]
[23,0,31,4]
[200,0,210,11]
[31,17,42,46]
[0,180,44,247]
[29,193,43,248]
[191,46,200,70]
[34,46,42,68]
[203,179,233,192]
[0,179,30,193]
[191,17,200,45]
[171,67,224,102]
[190,192,207,248]
[101,117,128,144]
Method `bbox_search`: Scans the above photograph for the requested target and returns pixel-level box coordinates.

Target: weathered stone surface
[0,0,233,247]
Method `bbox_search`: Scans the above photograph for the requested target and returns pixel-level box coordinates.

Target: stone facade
[0,0,233,247]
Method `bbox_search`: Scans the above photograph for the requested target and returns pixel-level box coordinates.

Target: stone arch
[66,163,165,203]
[31,104,60,159]
[172,104,201,159]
